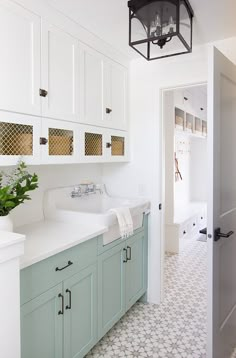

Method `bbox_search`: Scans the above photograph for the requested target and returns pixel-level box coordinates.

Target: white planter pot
[0,215,13,232]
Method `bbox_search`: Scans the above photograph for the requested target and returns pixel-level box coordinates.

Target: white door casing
[208,46,236,358]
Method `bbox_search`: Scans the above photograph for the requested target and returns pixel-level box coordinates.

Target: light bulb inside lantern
[168,16,175,33]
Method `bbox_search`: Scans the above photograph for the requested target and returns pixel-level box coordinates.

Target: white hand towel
[110,207,134,239]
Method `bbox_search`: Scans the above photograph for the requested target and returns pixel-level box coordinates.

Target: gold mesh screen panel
[48,128,73,156]
[111,136,125,156]
[0,121,33,155]
[85,132,103,156]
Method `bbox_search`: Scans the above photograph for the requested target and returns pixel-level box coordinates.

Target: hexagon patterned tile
[86,235,208,357]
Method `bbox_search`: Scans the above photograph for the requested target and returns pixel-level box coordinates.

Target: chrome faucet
[71,186,82,198]
[71,184,103,198]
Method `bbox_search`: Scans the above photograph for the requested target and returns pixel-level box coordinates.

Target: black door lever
[214,228,234,242]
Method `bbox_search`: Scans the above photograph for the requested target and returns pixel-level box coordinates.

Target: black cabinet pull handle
[123,248,128,263]
[127,246,132,261]
[183,231,186,235]
[106,108,112,114]
[39,88,48,97]
[106,142,112,149]
[58,294,64,315]
[55,261,73,272]
[193,223,196,227]
[66,289,72,310]
[40,137,48,145]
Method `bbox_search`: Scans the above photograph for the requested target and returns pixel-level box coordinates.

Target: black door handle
[215,228,234,242]
[66,289,72,310]
[127,246,132,261]
[58,294,64,315]
[123,248,128,263]
[55,261,73,272]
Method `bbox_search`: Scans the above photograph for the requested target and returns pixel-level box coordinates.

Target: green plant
[0,161,38,217]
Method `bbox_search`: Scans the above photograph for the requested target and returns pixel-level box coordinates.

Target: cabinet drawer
[198,211,207,229]
[179,223,188,239]
[21,237,98,305]
[190,216,198,234]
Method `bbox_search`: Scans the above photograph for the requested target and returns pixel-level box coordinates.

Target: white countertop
[16,220,108,269]
[0,231,25,249]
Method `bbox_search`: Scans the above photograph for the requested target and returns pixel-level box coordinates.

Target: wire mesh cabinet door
[0,112,41,166]
[41,119,80,164]
[104,130,129,162]
[79,125,106,163]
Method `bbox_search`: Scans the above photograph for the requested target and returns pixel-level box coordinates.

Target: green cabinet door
[21,284,63,358]
[125,232,147,311]
[64,264,97,358]
[98,241,126,339]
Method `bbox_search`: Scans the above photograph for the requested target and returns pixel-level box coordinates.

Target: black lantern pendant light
[128,0,194,61]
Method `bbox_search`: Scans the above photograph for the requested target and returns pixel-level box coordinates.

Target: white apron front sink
[43,185,150,245]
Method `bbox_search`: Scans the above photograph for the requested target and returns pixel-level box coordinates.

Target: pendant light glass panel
[179,1,191,47]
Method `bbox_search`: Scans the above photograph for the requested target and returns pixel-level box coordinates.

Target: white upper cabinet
[41,21,79,122]
[0,1,41,115]
[103,61,128,131]
[81,45,128,131]
[80,45,104,126]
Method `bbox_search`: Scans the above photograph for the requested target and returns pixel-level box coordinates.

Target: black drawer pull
[127,246,132,261]
[123,248,128,263]
[193,223,196,227]
[55,261,73,272]
[58,293,64,315]
[66,289,72,310]
[183,231,186,235]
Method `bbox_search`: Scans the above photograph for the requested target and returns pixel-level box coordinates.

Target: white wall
[190,137,208,202]
[8,164,102,228]
[103,37,236,304]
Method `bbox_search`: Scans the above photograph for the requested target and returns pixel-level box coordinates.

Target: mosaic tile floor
[86,234,207,357]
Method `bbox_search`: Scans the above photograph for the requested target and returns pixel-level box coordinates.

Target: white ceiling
[49,0,236,58]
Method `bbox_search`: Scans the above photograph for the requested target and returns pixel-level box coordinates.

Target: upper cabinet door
[103,61,128,131]
[110,62,128,131]
[80,45,104,126]
[41,21,79,122]
[0,1,41,115]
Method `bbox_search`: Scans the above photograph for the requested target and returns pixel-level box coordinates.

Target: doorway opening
[161,83,208,355]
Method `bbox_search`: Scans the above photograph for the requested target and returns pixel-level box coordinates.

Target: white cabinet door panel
[110,63,127,131]
[80,45,103,126]
[42,21,79,122]
[0,1,41,115]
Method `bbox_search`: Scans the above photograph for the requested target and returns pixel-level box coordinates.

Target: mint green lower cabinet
[125,232,147,311]
[64,264,97,358]
[21,284,63,358]
[20,219,149,357]
[98,242,126,339]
